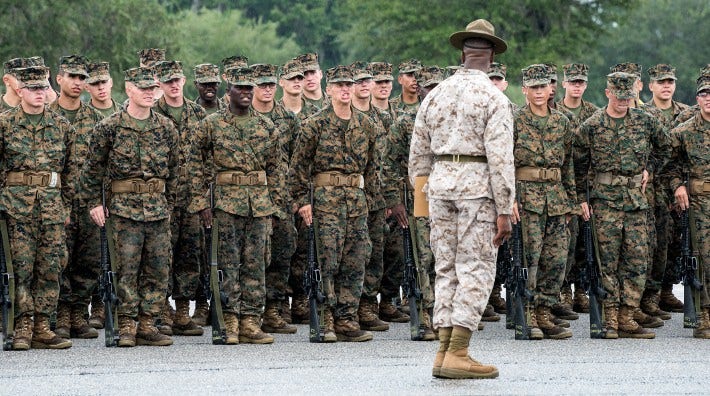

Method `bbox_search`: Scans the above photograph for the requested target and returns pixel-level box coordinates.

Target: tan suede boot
[692,308,710,339]
[291,294,310,324]
[239,315,274,344]
[334,317,373,342]
[12,314,33,351]
[528,308,544,340]
[173,299,204,336]
[488,282,507,314]
[157,300,174,336]
[439,326,499,379]
[322,308,337,343]
[618,305,655,339]
[262,300,297,334]
[32,314,72,349]
[357,299,389,331]
[536,305,572,339]
[659,286,683,313]
[223,312,239,345]
[481,304,500,322]
[117,316,136,347]
[54,303,71,339]
[633,307,664,328]
[70,306,99,339]
[420,310,436,341]
[432,327,452,377]
[572,285,590,313]
[191,298,210,327]
[88,297,105,329]
[136,314,173,346]
[603,304,619,339]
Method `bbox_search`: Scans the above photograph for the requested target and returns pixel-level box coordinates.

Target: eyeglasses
[698,91,710,98]
[257,84,276,90]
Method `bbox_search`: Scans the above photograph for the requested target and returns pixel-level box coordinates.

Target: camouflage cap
[25,56,46,68]
[86,61,111,84]
[224,67,255,87]
[350,61,373,81]
[398,59,422,74]
[124,66,159,89]
[138,48,165,67]
[414,66,444,87]
[487,62,507,79]
[281,58,304,80]
[522,64,552,87]
[606,72,636,99]
[367,62,393,82]
[221,55,249,72]
[326,65,354,84]
[251,63,278,84]
[154,60,185,83]
[15,66,50,89]
[193,63,221,84]
[647,64,677,81]
[610,62,642,78]
[58,54,89,77]
[702,64,710,76]
[563,63,589,82]
[544,63,558,81]
[444,65,461,78]
[296,53,320,72]
[696,74,710,94]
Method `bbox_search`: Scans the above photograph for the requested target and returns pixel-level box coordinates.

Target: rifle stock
[0,218,15,350]
[207,183,228,344]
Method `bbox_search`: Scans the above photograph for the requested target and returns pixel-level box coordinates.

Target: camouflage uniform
[0,57,47,114]
[219,55,249,108]
[193,63,225,116]
[86,62,120,119]
[296,53,331,113]
[409,66,515,332]
[390,59,421,118]
[575,72,670,337]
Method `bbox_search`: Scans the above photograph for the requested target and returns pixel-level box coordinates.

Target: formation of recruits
[0,40,708,352]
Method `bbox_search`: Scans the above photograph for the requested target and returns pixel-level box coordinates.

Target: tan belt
[516,166,561,182]
[6,171,61,188]
[594,172,644,188]
[314,172,364,188]
[216,171,267,186]
[690,178,710,195]
[111,178,166,194]
[436,154,487,163]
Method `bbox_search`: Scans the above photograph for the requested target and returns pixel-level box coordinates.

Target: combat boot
[32,314,72,349]
[480,304,500,322]
[262,300,297,334]
[117,316,136,347]
[432,327,452,377]
[618,305,655,339]
[488,283,507,314]
[572,285,590,313]
[322,308,337,343]
[550,313,570,328]
[536,305,572,339]
[172,299,203,336]
[291,294,310,324]
[70,306,99,339]
[54,302,71,339]
[136,314,173,346]
[693,308,710,339]
[280,300,292,324]
[156,300,174,336]
[420,310,436,341]
[223,312,239,344]
[602,304,619,339]
[640,289,671,320]
[659,285,683,313]
[239,315,274,344]
[88,297,105,329]
[551,287,579,320]
[12,314,33,351]
[439,326,498,379]
[528,308,544,340]
[191,298,210,327]
[379,300,409,323]
[399,297,410,314]
[633,307,664,328]
[357,299,389,331]
[334,317,373,342]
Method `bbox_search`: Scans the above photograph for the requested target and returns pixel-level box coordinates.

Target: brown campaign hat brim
[449,30,507,54]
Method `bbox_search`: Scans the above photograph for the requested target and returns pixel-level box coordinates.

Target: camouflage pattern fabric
[556,99,599,122]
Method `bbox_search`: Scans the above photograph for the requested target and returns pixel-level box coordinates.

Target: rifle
[580,182,607,338]
[677,175,703,328]
[1,216,15,350]
[401,182,425,341]
[99,188,119,347]
[510,197,533,340]
[304,182,326,342]
[497,241,514,330]
[206,183,228,344]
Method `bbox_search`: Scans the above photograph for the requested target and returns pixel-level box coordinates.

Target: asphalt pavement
[1,285,707,395]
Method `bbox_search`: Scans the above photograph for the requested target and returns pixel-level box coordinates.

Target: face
[279,75,303,96]
[372,80,392,100]
[523,84,551,107]
[229,84,254,109]
[489,76,508,92]
[126,83,157,108]
[19,85,48,110]
[605,89,631,116]
[254,82,276,103]
[3,74,19,92]
[562,80,587,99]
[159,77,185,101]
[86,79,113,102]
[648,79,676,101]
[353,78,372,99]
[195,82,219,102]
[303,69,322,93]
[56,72,86,99]
[398,72,418,95]
[548,79,558,99]
[417,83,438,100]
[328,81,352,105]
[634,78,643,95]
[698,90,710,119]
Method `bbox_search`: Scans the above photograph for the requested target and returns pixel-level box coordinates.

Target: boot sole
[118,341,136,347]
[438,367,499,379]
[432,367,442,377]
[480,316,500,322]
[31,340,72,349]
[618,332,655,339]
[335,333,373,342]
[135,339,173,346]
[239,336,274,344]
[70,330,99,339]
[12,343,30,351]
[543,332,573,339]
[359,323,389,332]
[173,329,205,336]
[261,326,297,334]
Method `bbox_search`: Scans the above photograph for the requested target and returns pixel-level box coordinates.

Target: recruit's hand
[90,205,108,227]
[641,169,649,194]
[581,202,592,222]
[200,208,213,228]
[511,201,521,224]
[493,214,512,247]
[388,204,408,228]
[299,204,313,226]
[675,185,689,211]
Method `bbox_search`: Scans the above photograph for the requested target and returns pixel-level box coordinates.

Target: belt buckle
[231,173,240,184]
[452,154,460,163]
[333,175,343,186]
[147,182,156,193]
[249,174,258,185]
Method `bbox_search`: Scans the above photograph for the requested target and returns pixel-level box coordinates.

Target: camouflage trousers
[644,203,672,292]
[8,210,67,318]
[289,216,308,299]
[361,208,385,301]
[112,216,171,318]
[59,201,101,311]
[690,196,710,307]
[215,210,269,316]
[381,220,404,302]
[429,197,497,332]
[315,206,371,320]
[563,216,582,286]
[593,201,648,307]
[169,208,203,300]
[266,211,296,301]
[522,210,569,307]
[663,210,683,287]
